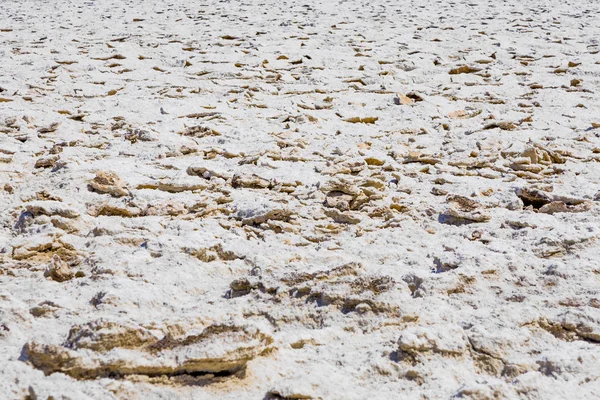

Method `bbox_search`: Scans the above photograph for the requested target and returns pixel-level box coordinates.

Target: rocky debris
[88,171,129,197]
[449,65,482,74]
[324,191,356,210]
[447,109,482,119]
[515,187,557,208]
[234,202,295,227]
[44,254,74,282]
[10,234,81,265]
[232,174,272,189]
[321,179,370,211]
[532,233,598,259]
[483,120,518,131]
[30,301,62,318]
[440,195,491,225]
[187,165,233,181]
[22,322,273,379]
[37,122,60,134]
[137,177,208,193]
[63,320,160,351]
[145,201,187,216]
[25,201,80,219]
[505,144,567,177]
[34,155,60,168]
[11,235,55,260]
[402,152,441,165]
[537,201,591,214]
[538,311,600,343]
[179,125,220,137]
[324,208,362,224]
[520,145,565,165]
[124,128,156,143]
[185,243,241,262]
[344,116,378,124]
[228,262,398,317]
[87,200,143,217]
[516,187,591,213]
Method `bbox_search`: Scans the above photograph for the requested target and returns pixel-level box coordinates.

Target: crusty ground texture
[1,0,600,399]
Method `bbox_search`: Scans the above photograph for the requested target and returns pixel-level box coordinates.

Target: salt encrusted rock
[321,179,370,211]
[34,155,60,168]
[235,204,294,225]
[516,187,589,213]
[232,174,271,189]
[37,122,60,133]
[538,201,591,214]
[89,171,129,197]
[30,301,61,318]
[440,207,491,224]
[11,234,55,260]
[44,254,74,282]
[324,191,355,210]
[324,208,362,224]
[521,145,565,165]
[449,65,482,74]
[179,125,220,137]
[25,201,80,219]
[145,201,187,216]
[440,194,491,224]
[402,152,441,165]
[87,201,143,218]
[321,179,363,197]
[63,320,159,351]
[137,177,208,192]
[185,243,240,262]
[22,322,273,379]
[538,311,600,342]
[187,164,233,180]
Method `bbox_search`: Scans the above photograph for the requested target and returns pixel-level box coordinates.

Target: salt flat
[1,0,600,398]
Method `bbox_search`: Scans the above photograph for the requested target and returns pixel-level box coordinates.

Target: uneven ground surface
[1,0,600,398]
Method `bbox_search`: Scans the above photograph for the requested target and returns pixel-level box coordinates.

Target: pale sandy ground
[1,0,600,399]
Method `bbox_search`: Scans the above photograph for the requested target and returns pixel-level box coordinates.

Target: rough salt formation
[1,0,600,398]
[23,321,273,379]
